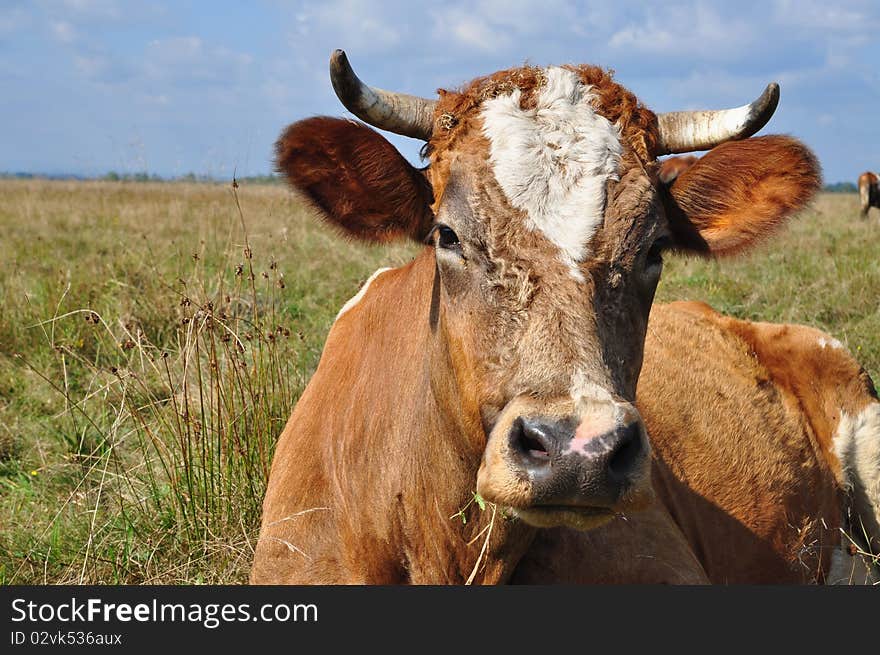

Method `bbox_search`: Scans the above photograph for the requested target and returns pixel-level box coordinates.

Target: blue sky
[1,0,878,182]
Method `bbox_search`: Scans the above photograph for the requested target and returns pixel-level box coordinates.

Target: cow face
[276,55,820,531]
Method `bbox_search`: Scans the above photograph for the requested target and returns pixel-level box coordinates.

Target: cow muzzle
[476,397,654,530]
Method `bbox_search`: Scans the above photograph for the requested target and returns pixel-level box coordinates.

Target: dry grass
[0,180,877,584]
[0,179,415,584]
[656,192,880,380]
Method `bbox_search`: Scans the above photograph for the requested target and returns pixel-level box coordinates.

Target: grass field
[1,179,878,584]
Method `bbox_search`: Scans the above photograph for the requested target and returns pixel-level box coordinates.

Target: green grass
[0,179,415,584]
[655,192,880,377]
[0,180,877,584]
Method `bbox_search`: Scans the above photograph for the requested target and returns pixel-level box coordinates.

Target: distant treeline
[0,171,860,191]
[0,171,283,185]
[823,182,858,193]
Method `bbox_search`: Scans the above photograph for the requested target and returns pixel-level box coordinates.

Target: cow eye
[645,235,671,271]
[436,224,461,250]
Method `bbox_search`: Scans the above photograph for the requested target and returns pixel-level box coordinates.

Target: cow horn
[655,83,780,155]
[329,49,437,141]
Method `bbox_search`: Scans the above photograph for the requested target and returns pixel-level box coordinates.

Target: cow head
[275,51,820,531]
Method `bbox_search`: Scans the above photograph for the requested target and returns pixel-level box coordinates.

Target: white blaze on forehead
[335,267,392,321]
[480,66,623,276]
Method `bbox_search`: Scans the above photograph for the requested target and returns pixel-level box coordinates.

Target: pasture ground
[1,179,878,584]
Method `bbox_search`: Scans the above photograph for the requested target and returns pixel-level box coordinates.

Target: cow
[511,301,880,584]
[250,50,821,584]
[658,154,698,185]
[858,171,879,218]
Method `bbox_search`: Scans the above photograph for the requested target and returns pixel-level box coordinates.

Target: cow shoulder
[639,300,812,488]
[711,311,876,479]
[639,301,842,581]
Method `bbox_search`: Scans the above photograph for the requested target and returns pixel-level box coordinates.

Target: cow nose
[605,423,645,483]
[508,416,573,470]
[508,416,649,508]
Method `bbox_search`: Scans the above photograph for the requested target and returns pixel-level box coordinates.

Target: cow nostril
[510,418,551,463]
[521,433,550,459]
[607,423,643,478]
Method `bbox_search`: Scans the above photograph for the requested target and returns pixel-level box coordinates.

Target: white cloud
[50,20,77,43]
[142,36,254,86]
[58,0,122,21]
[427,0,590,55]
[772,0,880,34]
[292,0,402,53]
[0,5,31,35]
[149,35,203,59]
[3,0,877,182]
[144,94,169,106]
[73,54,106,77]
[607,4,755,61]
[433,9,512,53]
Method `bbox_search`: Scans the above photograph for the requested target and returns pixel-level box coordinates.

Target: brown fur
[658,155,698,185]
[665,136,821,255]
[639,301,873,583]
[513,301,878,584]
[858,171,879,218]
[511,503,711,584]
[275,117,435,242]
[429,64,659,158]
[426,64,659,207]
[256,61,824,584]
[251,250,533,583]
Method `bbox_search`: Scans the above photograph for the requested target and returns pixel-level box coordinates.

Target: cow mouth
[533,504,613,515]
[512,504,617,530]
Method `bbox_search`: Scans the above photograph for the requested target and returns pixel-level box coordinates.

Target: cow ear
[663,135,821,255]
[658,155,698,185]
[275,117,435,243]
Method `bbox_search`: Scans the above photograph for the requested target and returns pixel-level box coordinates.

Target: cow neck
[322,247,534,583]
